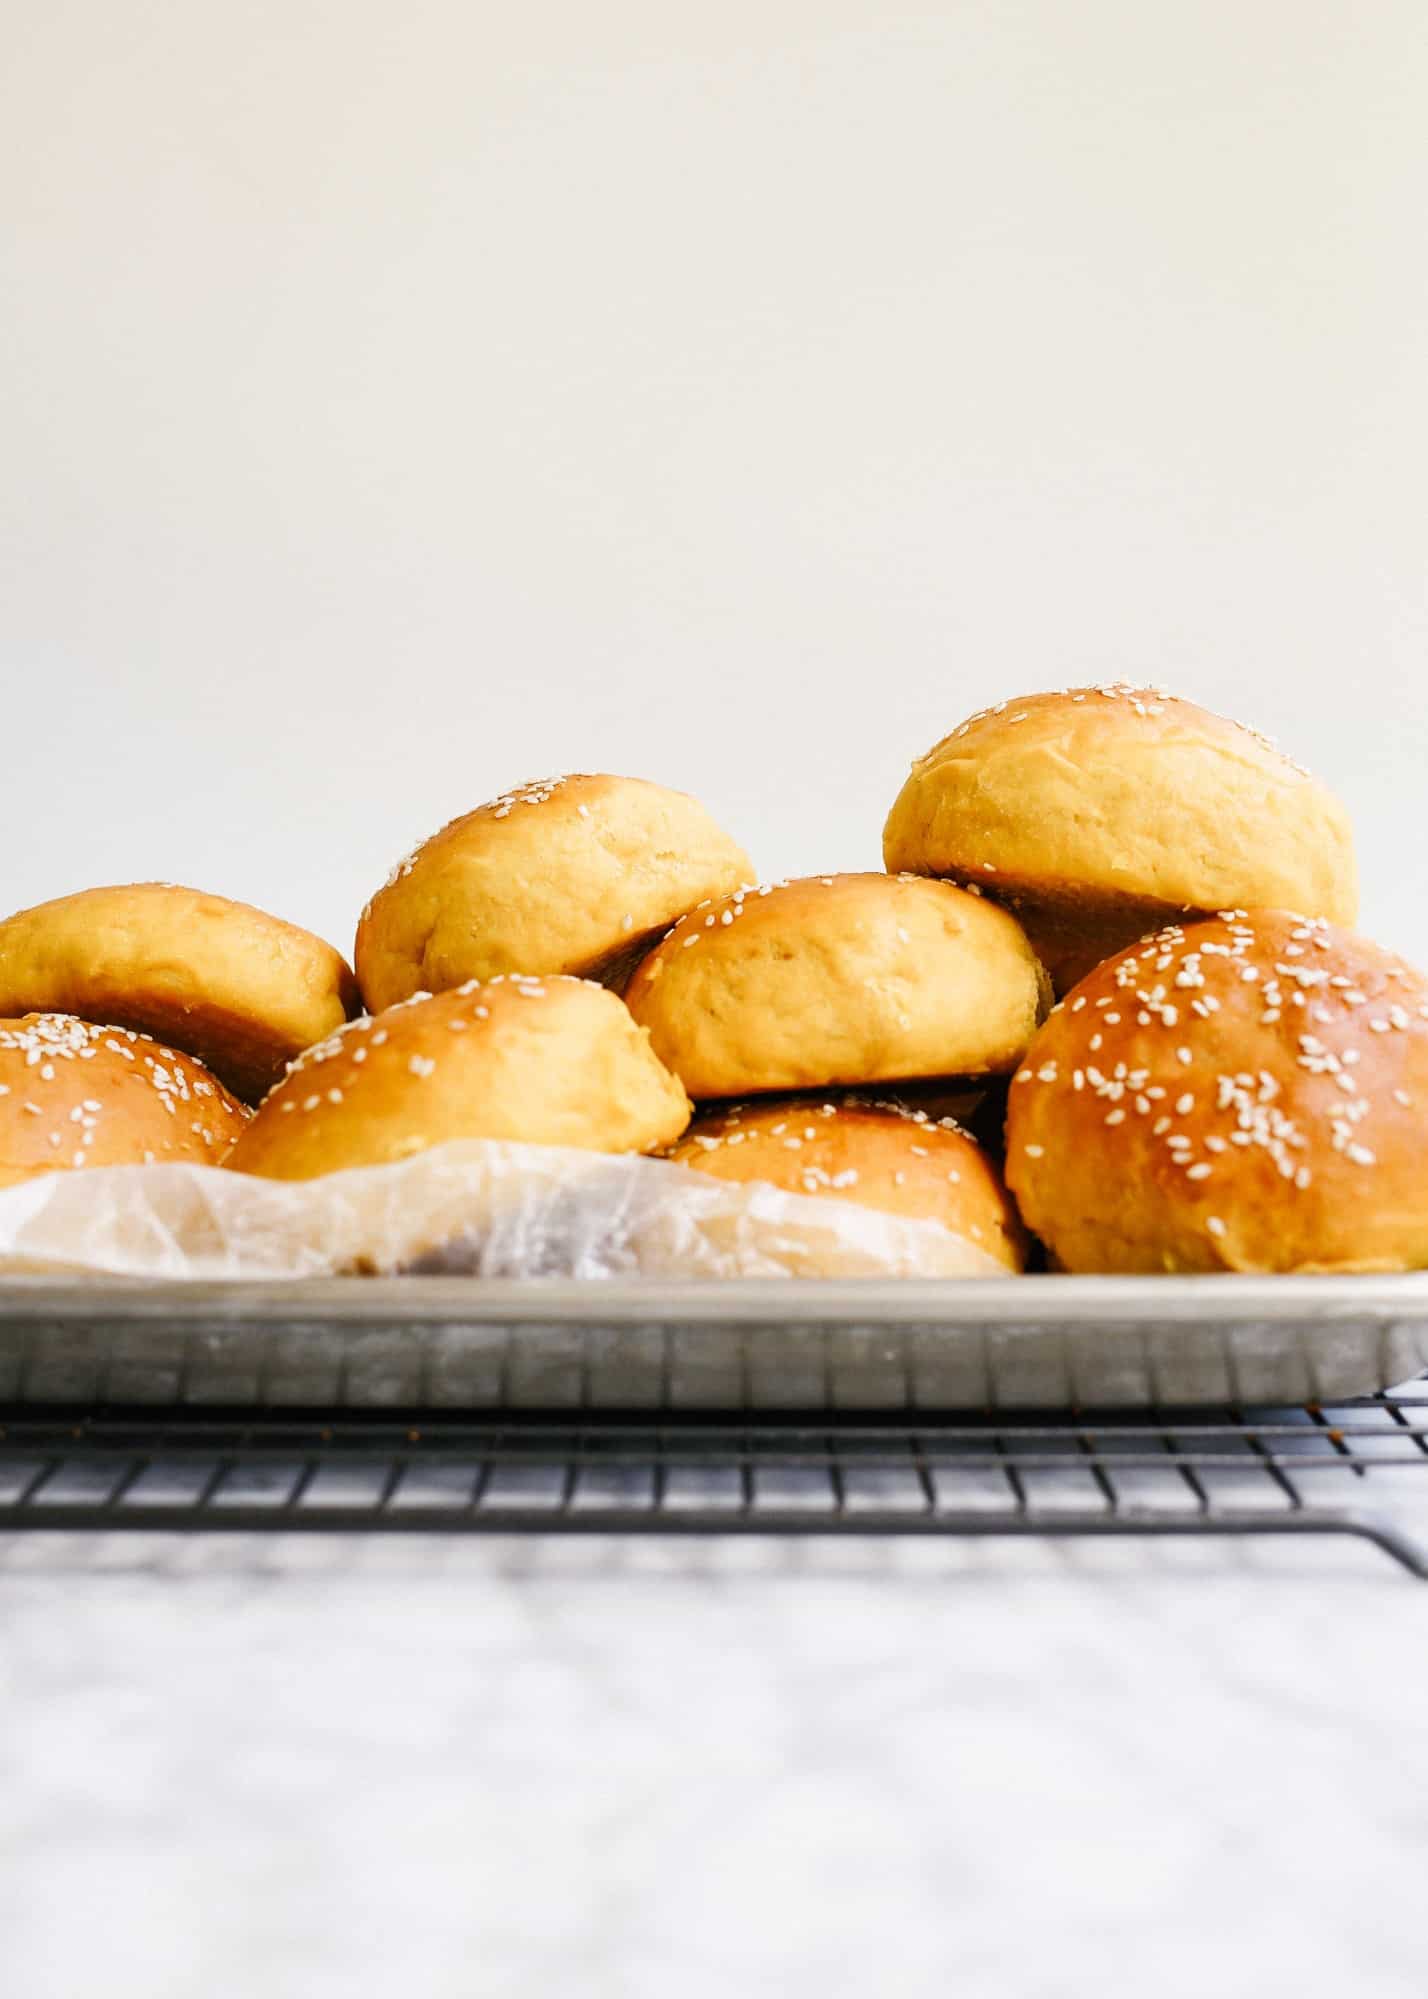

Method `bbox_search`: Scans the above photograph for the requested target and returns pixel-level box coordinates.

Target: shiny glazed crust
[1005,911,1428,1273]
[0,1012,248,1184]
[668,1094,1025,1269]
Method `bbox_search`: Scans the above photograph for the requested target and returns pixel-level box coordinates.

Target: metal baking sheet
[1,1273,1427,1410]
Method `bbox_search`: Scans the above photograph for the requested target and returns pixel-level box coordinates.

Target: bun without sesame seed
[224,976,691,1181]
[355,773,754,1012]
[624,873,1050,1101]
[0,1013,248,1187]
[884,684,1358,994]
[1005,912,1428,1274]
[668,1095,1026,1271]
[0,884,360,1102]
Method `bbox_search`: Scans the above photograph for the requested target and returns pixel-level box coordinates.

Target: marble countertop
[3,1526,1427,1998]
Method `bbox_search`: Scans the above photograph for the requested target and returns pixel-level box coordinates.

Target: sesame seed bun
[1005,912,1428,1273]
[884,684,1358,993]
[224,975,691,1181]
[355,773,753,1012]
[0,1013,248,1187]
[668,1096,1025,1270]
[0,884,360,1102]
[624,873,1050,1101]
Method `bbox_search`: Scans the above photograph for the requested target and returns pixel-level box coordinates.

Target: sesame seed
[1207,1217,1227,1238]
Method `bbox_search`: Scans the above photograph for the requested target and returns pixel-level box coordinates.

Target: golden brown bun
[1005,911,1428,1273]
[884,684,1358,992]
[355,773,754,1011]
[668,1095,1025,1270]
[0,1012,248,1186]
[225,975,691,1182]
[0,885,360,1102]
[624,873,1050,1100]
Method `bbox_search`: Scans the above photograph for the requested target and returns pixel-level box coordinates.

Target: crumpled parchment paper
[0,1141,1008,1280]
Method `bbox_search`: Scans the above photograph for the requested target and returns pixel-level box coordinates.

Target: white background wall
[3,1,1425,960]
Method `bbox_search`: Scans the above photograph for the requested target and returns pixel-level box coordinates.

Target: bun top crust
[0,1012,249,1188]
[883,683,1357,989]
[355,773,754,1011]
[623,872,1050,1100]
[0,883,359,1102]
[1005,910,1428,1273]
[668,1095,1025,1270]
[225,974,692,1182]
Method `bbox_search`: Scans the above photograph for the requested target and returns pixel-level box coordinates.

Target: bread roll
[356,773,753,1010]
[669,1095,1025,1269]
[225,974,691,1181]
[0,884,359,1101]
[884,683,1357,992]
[1006,911,1428,1272]
[0,1012,248,1187]
[624,872,1049,1099]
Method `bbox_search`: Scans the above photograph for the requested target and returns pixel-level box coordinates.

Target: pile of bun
[3,679,1422,1278]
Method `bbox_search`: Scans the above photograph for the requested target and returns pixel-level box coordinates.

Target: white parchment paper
[0,1142,1008,1280]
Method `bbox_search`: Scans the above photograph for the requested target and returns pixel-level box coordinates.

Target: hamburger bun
[624,872,1050,1100]
[668,1095,1025,1270]
[884,683,1358,992]
[356,773,753,1011]
[1005,911,1428,1273]
[0,884,360,1101]
[0,1012,248,1188]
[225,974,691,1181]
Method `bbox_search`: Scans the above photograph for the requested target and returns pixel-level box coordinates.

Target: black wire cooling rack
[3,1381,1428,1574]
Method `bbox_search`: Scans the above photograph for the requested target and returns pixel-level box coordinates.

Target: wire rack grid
[2,1381,1428,1574]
